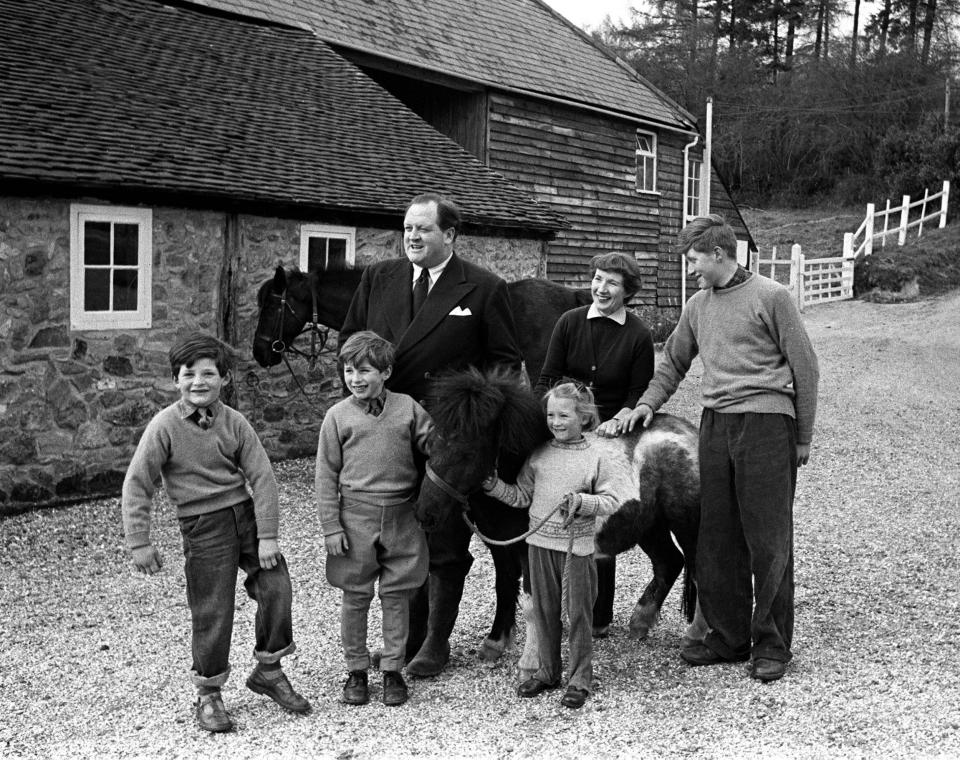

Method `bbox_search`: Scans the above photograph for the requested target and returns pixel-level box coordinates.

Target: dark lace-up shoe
[196,691,234,733]
[382,670,409,706]
[751,658,787,682]
[517,677,560,698]
[342,670,369,705]
[246,666,312,713]
[560,686,589,709]
[680,643,749,666]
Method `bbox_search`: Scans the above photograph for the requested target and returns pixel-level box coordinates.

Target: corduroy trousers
[697,410,798,663]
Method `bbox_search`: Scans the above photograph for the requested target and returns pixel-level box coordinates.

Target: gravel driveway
[2,292,958,759]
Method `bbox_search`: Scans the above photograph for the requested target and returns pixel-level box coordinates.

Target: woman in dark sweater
[535,252,655,637]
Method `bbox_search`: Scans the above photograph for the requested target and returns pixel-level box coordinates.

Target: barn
[0,0,565,510]
[0,0,755,511]
[183,0,754,306]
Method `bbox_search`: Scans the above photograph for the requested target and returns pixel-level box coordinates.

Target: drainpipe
[703,97,713,215]
[681,134,700,306]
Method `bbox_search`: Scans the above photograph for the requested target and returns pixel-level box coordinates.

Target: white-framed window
[299,225,355,272]
[70,204,152,330]
[686,156,703,221]
[635,130,658,193]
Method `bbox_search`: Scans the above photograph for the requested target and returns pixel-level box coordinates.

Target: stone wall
[0,195,546,512]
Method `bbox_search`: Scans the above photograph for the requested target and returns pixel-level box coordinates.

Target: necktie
[196,408,212,429]
[412,268,430,317]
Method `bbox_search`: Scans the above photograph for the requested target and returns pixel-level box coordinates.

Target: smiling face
[546,395,586,443]
[686,246,735,289]
[176,357,228,409]
[404,201,454,269]
[591,268,627,315]
[343,360,391,402]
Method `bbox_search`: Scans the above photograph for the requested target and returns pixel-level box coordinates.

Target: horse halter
[263,285,328,370]
[424,461,471,510]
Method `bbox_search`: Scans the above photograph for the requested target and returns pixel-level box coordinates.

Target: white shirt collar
[587,303,627,325]
[412,253,454,287]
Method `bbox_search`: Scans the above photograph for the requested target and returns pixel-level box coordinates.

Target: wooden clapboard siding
[485,93,715,308]
[488,93,670,303]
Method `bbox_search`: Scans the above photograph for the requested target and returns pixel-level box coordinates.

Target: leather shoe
[560,686,589,709]
[246,667,312,713]
[517,677,560,698]
[751,658,786,682]
[342,670,369,705]
[680,643,748,666]
[382,670,409,706]
[196,691,234,733]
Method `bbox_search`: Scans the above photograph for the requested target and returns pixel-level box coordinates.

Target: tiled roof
[0,0,565,231]
[192,0,695,129]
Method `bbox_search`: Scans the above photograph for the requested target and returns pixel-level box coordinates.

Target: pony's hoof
[406,641,450,678]
[479,637,506,662]
[627,625,650,641]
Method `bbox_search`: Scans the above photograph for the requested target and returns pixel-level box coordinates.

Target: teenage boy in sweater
[624,214,819,683]
[316,331,432,707]
[122,332,310,733]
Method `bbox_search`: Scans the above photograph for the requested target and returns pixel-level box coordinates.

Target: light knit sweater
[484,437,619,556]
[638,274,820,444]
[315,390,432,537]
[122,400,279,549]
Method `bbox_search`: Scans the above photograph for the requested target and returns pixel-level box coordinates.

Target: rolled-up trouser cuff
[254,641,296,665]
[191,665,231,688]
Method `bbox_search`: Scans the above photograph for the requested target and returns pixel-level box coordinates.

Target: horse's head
[252,266,315,367]
[416,367,546,531]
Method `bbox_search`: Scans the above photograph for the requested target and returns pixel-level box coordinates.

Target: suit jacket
[340,254,522,406]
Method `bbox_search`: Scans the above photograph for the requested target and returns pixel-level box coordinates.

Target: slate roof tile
[0,0,564,231]
[188,0,694,129]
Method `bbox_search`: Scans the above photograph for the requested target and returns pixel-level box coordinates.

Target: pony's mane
[431,367,546,457]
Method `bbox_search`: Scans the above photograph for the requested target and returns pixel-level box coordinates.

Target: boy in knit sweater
[624,215,819,682]
[483,382,620,709]
[122,332,310,733]
[315,331,432,707]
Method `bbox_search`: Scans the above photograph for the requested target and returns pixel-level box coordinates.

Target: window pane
[84,222,110,265]
[113,270,138,311]
[114,223,139,266]
[307,237,328,273]
[636,134,652,153]
[84,270,110,311]
[327,238,347,270]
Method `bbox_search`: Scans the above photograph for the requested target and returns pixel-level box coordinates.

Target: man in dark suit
[340,192,522,676]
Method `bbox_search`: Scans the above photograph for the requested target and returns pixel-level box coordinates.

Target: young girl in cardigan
[482,382,620,709]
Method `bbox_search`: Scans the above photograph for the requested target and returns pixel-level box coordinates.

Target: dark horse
[252,265,591,663]
[252,265,591,385]
[416,368,703,666]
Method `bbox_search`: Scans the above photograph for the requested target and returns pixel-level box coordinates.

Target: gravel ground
[2,292,959,759]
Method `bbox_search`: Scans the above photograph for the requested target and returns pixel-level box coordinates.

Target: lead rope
[460,500,579,626]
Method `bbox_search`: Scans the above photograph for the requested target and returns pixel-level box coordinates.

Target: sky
[541,0,638,29]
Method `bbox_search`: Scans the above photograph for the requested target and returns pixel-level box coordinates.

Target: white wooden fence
[843,181,951,259]
[735,241,854,312]
[730,180,950,312]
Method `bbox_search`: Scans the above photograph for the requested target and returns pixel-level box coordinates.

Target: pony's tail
[680,565,696,622]
[680,539,697,622]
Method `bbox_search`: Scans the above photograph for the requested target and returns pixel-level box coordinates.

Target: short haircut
[339,330,395,373]
[543,381,600,432]
[590,252,644,297]
[168,331,233,379]
[678,214,738,259]
[406,192,462,239]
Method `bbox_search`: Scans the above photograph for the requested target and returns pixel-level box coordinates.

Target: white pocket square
[449,306,472,316]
